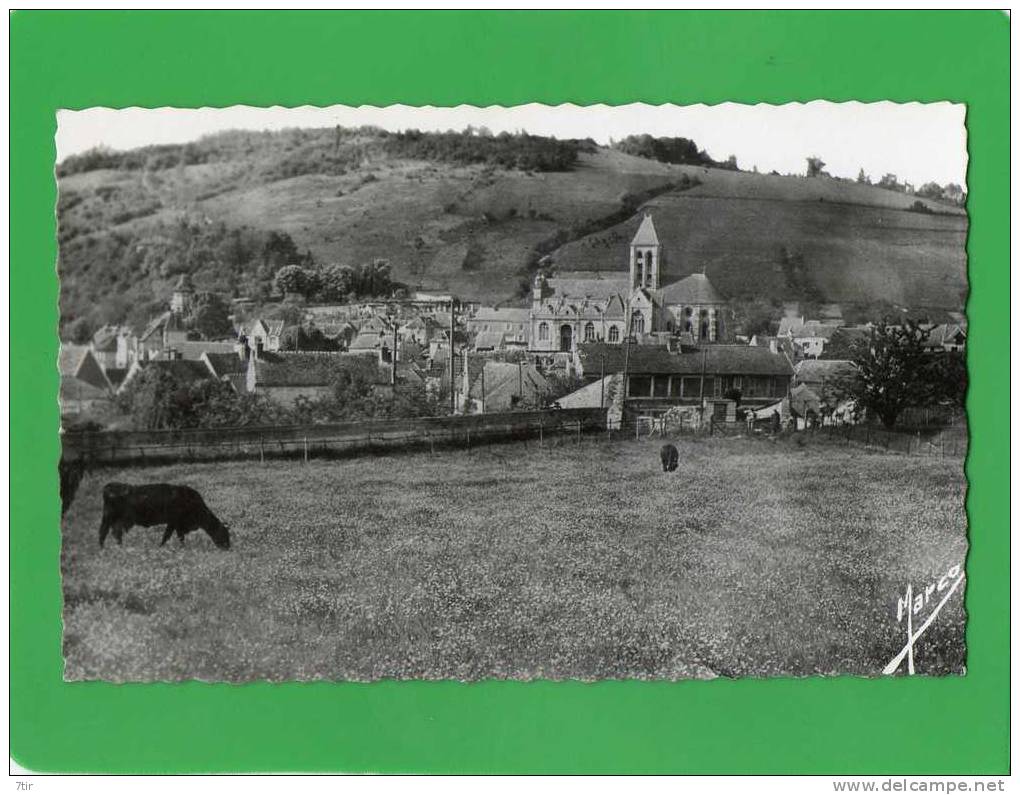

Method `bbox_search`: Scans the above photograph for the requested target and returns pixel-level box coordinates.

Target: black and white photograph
[56,102,968,682]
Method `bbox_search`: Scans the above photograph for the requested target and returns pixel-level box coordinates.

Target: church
[529,213,728,353]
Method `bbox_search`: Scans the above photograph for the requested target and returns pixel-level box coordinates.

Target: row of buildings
[60,213,966,429]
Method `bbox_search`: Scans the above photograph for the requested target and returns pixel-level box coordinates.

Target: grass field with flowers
[60,433,967,681]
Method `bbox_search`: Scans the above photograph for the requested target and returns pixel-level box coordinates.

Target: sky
[55,102,968,188]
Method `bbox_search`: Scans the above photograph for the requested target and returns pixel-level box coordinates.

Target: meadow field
[61,435,967,681]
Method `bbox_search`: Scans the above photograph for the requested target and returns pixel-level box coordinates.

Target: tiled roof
[348,331,387,351]
[658,273,725,305]
[789,384,822,417]
[253,352,390,387]
[203,352,247,378]
[58,344,89,377]
[166,340,237,360]
[546,272,630,301]
[104,368,129,387]
[91,325,120,352]
[576,343,794,377]
[473,331,506,350]
[143,359,214,384]
[470,307,531,324]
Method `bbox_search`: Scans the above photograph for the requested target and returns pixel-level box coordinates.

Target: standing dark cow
[59,458,87,516]
[660,443,679,473]
[99,483,231,550]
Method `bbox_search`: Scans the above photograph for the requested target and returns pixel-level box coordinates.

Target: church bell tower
[629,213,661,291]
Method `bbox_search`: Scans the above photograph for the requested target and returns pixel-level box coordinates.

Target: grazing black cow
[98,483,231,550]
[660,443,679,473]
[59,458,87,516]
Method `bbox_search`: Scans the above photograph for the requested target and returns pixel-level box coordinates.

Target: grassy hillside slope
[56,128,967,333]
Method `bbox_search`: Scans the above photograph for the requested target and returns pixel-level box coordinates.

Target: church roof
[658,273,725,305]
[546,272,629,302]
[631,213,660,246]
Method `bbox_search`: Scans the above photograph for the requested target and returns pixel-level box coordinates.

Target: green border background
[10,10,1009,774]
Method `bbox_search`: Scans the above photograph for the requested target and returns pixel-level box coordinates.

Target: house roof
[469,360,549,401]
[789,384,822,417]
[252,352,392,388]
[473,331,506,350]
[658,273,725,306]
[631,213,660,246]
[923,323,967,347]
[104,368,129,387]
[246,319,285,338]
[91,325,121,352]
[348,331,388,351]
[58,344,90,377]
[60,375,111,403]
[470,307,531,324]
[141,359,214,384]
[576,343,794,377]
[791,321,841,340]
[203,352,247,379]
[140,311,173,342]
[165,340,237,360]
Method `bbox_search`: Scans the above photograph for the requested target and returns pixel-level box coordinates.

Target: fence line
[61,408,965,468]
[62,408,608,466]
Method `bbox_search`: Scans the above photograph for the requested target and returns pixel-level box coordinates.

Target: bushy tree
[274,264,319,298]
[806,156,825,177]
[191,292,234,339]
[837,320,941,428]
[319,263,355,301]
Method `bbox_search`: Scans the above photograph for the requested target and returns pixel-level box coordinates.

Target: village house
[778,317,842,359]
[89,325,121,369]
[921,322,967,353]
[574,342,793,421]
[465,358,550,413]
[465,307,531,349]
[59,344,114,417]
[793,359,856,398]
[529,213,729,353]
[244,350,395,407]
[240,318,286,354]
[117,358,215,395]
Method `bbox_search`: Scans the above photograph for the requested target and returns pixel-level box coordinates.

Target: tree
[837,320,940,428]
[274,264,320,298]
[878,173,901,191]
[191,292,234,339]
[66,316,94,344]
[806,156,825,177]
[916,181,944,200]
[319,263,354,301]
[857,168,871,185]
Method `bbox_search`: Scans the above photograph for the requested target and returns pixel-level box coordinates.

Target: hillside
[55,127,967,334]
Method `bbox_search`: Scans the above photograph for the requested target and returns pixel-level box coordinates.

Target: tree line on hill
[611,135,739,170]
[57,126,588,180]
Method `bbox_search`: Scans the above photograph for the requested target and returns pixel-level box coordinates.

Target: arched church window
[538,322,549,341]
[631,312,645,335]
[584,322,595,342]
[608,325,620,343]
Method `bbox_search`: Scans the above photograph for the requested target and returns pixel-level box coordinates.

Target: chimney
[769,338,778,355]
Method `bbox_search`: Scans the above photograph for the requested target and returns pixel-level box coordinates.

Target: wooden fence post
[576,419,581,444]
[539,418,544,447]
[304,436,309,464]
[259,436,265,464]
